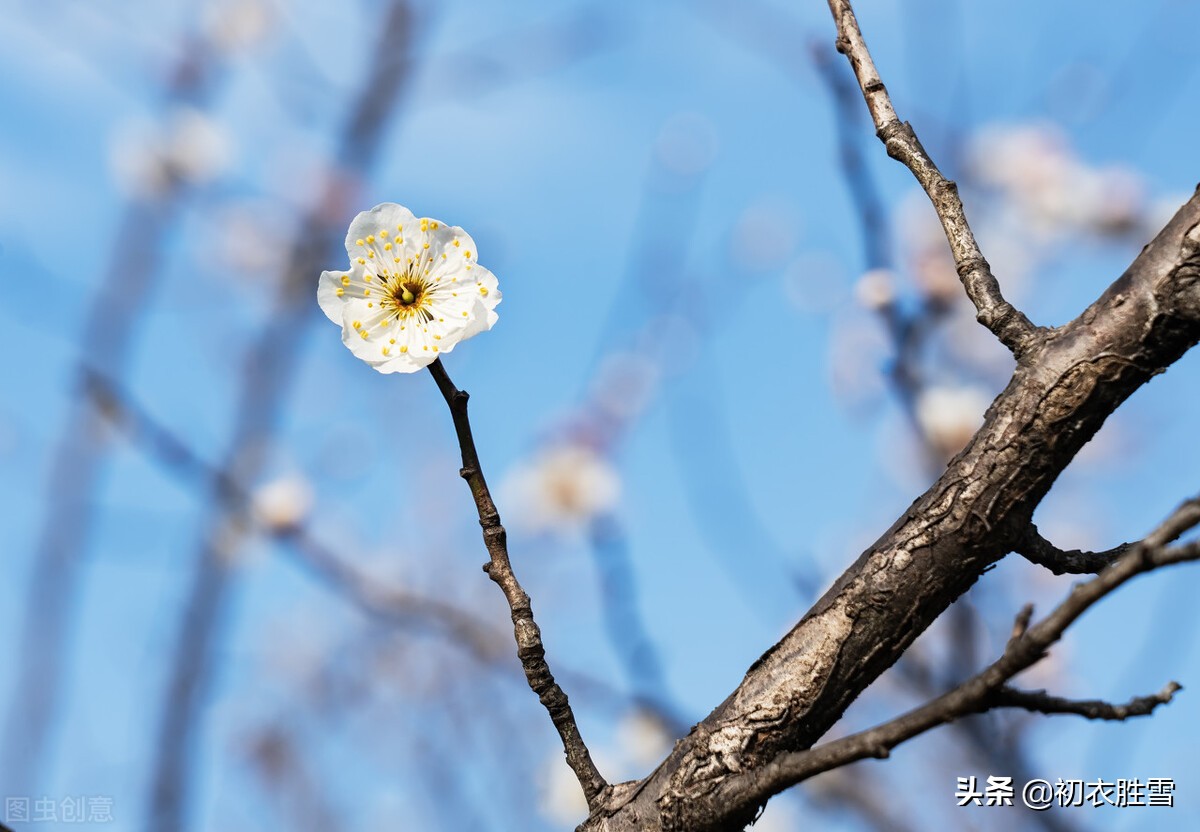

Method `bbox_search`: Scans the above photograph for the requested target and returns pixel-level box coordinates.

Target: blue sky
[2,1,1199,830]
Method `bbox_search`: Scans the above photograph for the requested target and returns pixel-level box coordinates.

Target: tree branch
[706,497,1197,809]
[826,0,1038,356]
[427,358,608,808]
[990,683,1182,720]
[1015,524,1132,575]
[580,175,1200,832]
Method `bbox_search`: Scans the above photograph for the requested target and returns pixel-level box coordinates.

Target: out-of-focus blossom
[318,203,501,373]
[915,385,992,459]
[966,123,1145,238]
[253,474,314,532]
[210,199,293,278]
[203,0,274,52]
[109,107,232,197]
[538,751,613,826]
[615,709,673,769]
[503,443,620,536]
[853,268,897,311]
[897,194,961,305]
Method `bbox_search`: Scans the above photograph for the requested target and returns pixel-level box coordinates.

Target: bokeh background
[2,0,1199,829]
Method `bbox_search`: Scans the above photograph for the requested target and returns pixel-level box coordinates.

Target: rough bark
[578,192,1200,831]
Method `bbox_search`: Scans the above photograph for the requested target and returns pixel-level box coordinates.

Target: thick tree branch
[1015,524,1132,575]
[826,0,1038,356]
[581,182,1200,832]
[703,498,1197,809]
[427,358,608,808]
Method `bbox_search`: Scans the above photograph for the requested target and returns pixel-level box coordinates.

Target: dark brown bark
[578,191,1200,831]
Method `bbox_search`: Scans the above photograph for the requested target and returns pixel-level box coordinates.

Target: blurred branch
[85,367,677,727]
[83,368,506,661]
[810,39,890,271]
[827,0,1038,356]
[146,4,418,830]
[589,518,688,734]
[426,3,618,100]
[428,358,608,808]
[2,29,228,794]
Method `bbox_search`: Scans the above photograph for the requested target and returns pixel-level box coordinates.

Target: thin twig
[427,358,608,808]
[1015,525,1132,575]
[990,683,1182,720]
[826,0,1038,356]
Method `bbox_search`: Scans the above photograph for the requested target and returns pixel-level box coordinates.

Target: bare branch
[427,358,608,808]
[706,496,1199,808]
[990,683,1182,721]
[826,0,1038,355]
[1015,524,1132,575]
[582,185,1200,831]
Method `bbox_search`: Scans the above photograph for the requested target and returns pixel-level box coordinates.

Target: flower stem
[426,358,608,808]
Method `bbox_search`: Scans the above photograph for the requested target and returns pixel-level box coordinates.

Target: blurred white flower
[853,268,897,311]
[203,0,273,52]
[211,199,293,277]
[109,107,232,197]
[897,193,961,304]
[253,475,314,532]
[317,203,501,373]
[538,751,616,827]
[966,123,1145,238]
[915,385,992,458]
[167,108,231,183]
[504,443,620,536]
[616,709,674,769]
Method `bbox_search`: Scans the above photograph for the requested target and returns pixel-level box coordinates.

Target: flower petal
[345,203,418,258]
[317,269,347,323]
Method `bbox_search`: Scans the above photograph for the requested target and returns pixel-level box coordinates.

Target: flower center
[396,281,421,306]
[381,272,433,322]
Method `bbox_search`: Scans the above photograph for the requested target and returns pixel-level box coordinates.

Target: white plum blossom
[615,709,674,769]
[318,203,501,373]
[109,107,232,197]
[504,443,620,536]
[916,385,993,458]
[252,474,314,532]
[966,122,1145,238]
[853,268,897,310]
